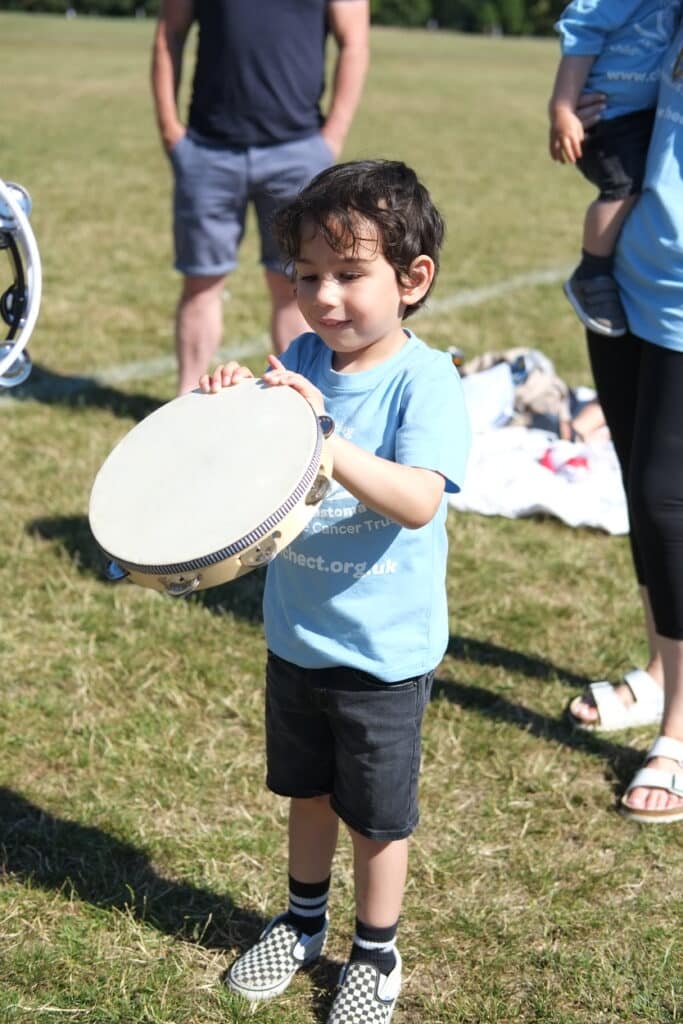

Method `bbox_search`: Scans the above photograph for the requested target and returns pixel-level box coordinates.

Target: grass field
[1,12,682,1024]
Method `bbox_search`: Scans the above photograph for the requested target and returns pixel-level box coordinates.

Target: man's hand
[163,124,187,155]
[319,125,344,160]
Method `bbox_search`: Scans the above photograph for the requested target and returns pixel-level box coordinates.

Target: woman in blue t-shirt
[566,19,683,825]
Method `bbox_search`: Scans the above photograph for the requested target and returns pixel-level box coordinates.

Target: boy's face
[293,218,425,372]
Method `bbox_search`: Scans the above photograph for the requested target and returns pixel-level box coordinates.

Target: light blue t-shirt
[615,20,683,349]
[262,330,471,683]
[556,0,681,118]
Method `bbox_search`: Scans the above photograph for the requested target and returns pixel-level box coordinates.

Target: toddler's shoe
[326,948,402,1023]
[563,271,627,337]
[224,912,327,1002]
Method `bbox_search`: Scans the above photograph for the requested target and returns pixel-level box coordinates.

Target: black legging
[587,329,683,639]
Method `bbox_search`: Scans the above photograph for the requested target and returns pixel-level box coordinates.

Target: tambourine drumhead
[88,379,333,595]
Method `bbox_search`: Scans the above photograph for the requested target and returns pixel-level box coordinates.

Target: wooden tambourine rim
[89,380,334,592]
[97,428,324,577]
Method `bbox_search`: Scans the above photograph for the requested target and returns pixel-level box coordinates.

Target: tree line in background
[0,0,568,35]
[374,0,566,34]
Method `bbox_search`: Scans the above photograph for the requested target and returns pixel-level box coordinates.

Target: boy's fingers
[267,370,294,386]
[220,361,239,383]
[197,362,253,392]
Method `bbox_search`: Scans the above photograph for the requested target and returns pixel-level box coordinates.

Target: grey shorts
[169,132,333,276]
[265,651,434,841]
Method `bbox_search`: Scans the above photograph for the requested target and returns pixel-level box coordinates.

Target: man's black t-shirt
[189,0,339,147]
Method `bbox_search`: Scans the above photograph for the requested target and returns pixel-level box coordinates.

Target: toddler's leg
[325,831,406,1023]
[351,832,407,932]
[225,795,337,1003]
[564,195,638,337]
[582,195,638,257]
[289,793,340,883]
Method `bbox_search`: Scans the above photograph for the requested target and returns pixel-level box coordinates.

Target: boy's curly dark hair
[273,159,445,319]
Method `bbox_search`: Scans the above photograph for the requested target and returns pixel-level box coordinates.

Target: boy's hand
[264,355,326,416]
[198,362,254,393]
[549,106,584,163]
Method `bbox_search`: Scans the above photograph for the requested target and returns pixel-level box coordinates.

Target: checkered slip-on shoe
[326,948,402,1024]
[225,912,327,1002]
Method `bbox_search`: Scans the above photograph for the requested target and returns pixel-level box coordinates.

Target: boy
[199,160,470,1022]
[548,0,681,336]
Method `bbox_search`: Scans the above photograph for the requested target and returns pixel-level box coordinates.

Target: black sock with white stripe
[349,918,398,976]
[285,874,330,937]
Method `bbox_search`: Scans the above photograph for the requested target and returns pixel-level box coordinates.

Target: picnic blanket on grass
[447,350,629,535]
[448,427,628,535]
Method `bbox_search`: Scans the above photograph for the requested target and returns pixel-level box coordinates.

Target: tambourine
[88,379,334,596]
[0,178,41,388]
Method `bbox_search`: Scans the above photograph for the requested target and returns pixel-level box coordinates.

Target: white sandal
[621,736,683,824]
[567,668,663,733]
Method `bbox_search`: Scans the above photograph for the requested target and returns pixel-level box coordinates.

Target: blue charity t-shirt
[615,19,683,350]
[262,330,471,683]
[556,0,682,118]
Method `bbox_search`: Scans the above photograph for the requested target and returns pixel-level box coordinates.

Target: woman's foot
[567,666,664,732]
[622,757,683,813]
[621,737,683,823]
[568,680,631,726]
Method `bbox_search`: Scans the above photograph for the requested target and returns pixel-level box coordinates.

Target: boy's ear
[401,255,436,308]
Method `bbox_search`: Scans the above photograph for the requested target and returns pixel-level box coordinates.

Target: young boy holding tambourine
[199,159,470,1023]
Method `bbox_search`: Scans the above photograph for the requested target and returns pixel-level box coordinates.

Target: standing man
[151,0,370,394]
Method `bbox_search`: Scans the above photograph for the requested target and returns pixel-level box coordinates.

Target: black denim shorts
[577,107,655,200]
[265,652,434,841]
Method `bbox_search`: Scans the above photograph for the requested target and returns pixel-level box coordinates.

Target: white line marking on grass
[97,334,270,386]
[0,267,572,406]
[0,335,271,406]
[423,266,572,314]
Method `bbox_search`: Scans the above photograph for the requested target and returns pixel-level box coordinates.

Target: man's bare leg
[265,268,310,356]
[176,273,226,395]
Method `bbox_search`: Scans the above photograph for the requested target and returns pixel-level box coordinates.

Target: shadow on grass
[436,634,645,789]
[308,959,346,1020]
[28,514,104,579]
[1,786,346,1014]
[447,633,589,689]
[190,569,266,622]
[0,786,263,951]
[0,362,162,421]
[27,514,267,622]
[19,518,644,791]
